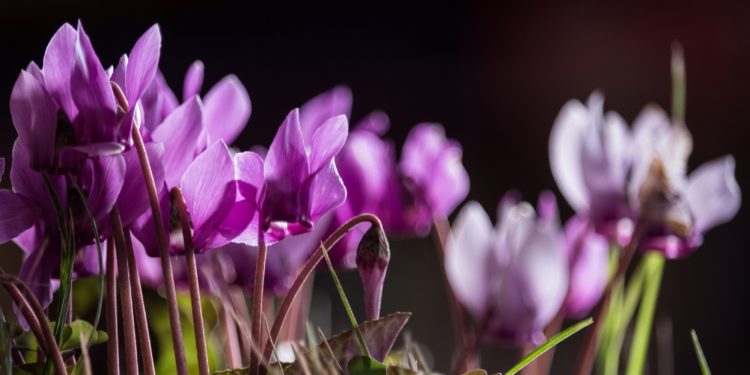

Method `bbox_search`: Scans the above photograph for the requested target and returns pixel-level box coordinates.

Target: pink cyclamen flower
[629,105,741,258]
[445,193,568,345]
[400,123,470,235]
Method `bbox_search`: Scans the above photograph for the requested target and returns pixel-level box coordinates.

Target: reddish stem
[111,208,139,375]
[249,237,267,374]
[105,239,120,375]
[575,224,643,375]
[262,213,382,363]
[131,123,188,375]
[123,227,156,375]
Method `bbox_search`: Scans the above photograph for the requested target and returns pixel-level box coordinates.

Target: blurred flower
[561,216,609,318]
[445,194,568,345]
[400,123,470,235]
[629,106,741,258]
[549,92,633,245]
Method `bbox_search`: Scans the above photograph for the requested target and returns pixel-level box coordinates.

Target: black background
[0,3,748,374]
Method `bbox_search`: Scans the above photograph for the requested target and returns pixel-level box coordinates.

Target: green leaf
[505,318,594,375]
[59,320,108,351]
[349,355,387,375]
[690,329,712,375]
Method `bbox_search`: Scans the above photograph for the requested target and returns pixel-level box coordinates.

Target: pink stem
[105,239,120,375]
[123,227,156,375]
[111,208,139,375]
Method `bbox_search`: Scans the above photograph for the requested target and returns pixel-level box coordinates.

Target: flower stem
[249,236,267,374]
[111,208,139,375]
[171,187,210,375]
[625,252,665,375]
[0,278,48,354]
[220,302,242,369]
[0,273,66,375]
[131,124,188,375]
[575,223,643,375]
[105,239,120,375]
[123,227,156,375]
[262,213,382,363]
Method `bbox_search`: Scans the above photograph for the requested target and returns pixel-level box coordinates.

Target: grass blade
[505,318,593,375]
[690,329,712,375]
[625,252,665,375]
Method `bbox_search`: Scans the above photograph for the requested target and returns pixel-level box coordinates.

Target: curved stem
[131,124,188,375]
[172,187,210,375]
[1,282,47,354]
[575,224,643,375]
[0,274,66,375]
[123,228,156,375]
[263,213,382,362]
[249,237,267,374]
[105,239,120,375]
[111,208,138,375]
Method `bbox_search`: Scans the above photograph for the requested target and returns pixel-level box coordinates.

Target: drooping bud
[356,223,390,321]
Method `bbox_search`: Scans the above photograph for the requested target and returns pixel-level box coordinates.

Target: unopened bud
[356,224,390,321]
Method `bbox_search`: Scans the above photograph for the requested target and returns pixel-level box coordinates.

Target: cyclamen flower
[14,22,161,171]
[0,158,37,244]
[629,106,741,258]
[445,193,568,345]
[234,108,348,245]
[400,123,470,234]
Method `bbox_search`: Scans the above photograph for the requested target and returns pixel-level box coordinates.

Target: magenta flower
[400,123,470,234]
[561,216,609,318]
[549,92,633,244]
[445,194,568,345]
[629,106,741,258]
[234,108,348,244]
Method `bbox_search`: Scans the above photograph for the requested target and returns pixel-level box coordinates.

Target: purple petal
[264,109,309,214]
[445,202,493,319]
[130,184,170,257]
[563,217,609,317]
[151,97,206,187]
[354,111,390,136]
[140,71,179,134]
[10,71,58,170]
[686,155,741,233]
[400,123,447,180]
[43,23,78,121]
[230,151,266,246]
[310,115,348,173]
[82,153,126,225]
[126,24,161,104]
[26,62,44,82]
[307,160,347,220]
[131,234,164,287]
[299,85,352,145]
[0,191,38,244]
[116,143,165,228]
[180,141,237,251]
[425,141,469,218]
[110,54,128,91]
[19,243,60,313]
[536,190,559,227]
[71,22,118,144]
[236,151,265,203]
[183,60,204,101]
[203,75,251,145]
[11,140,67,225]
[549,98,590,213]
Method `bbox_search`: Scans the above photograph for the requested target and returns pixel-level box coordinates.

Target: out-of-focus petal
[354,111,390,136]
[686,155,741,233]
[400,123,446,182]
[140,71,179,134]
[307,160,347,220]
[10,70,58,170]
[151,97,205,187]
[126,24,161,104]
[19,243,60,313]
[563,217,608,318]
[183,60,204,101]
[203,75,251,145]
[549,99,590,213]
[130,184,170,257]
[70,22,117,143]
[111,54,127,89]
[426,143,469,218]
[310,115,348,173]
[0,191,38,244]
[299,85,352,145]
[43,23,78,120]
[445,201,493,319]
[180,141,236,251]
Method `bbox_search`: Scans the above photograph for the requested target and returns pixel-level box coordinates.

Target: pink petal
[0,191,38,244]
[180,141,237,251]
[203,75,251,145]
[308,160,347,219]
[10,70,58,170]
[549,98,590,213]
[183,60,204,101]
[686,155,741,233]
[310,114,348,173]
[43,23,78,121]
[299,85,352,145]
[265,109,309,194]
[151,97,206,187]
[126,24,161,104]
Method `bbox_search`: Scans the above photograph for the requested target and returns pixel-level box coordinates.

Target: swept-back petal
[43,23,78,120]
[10,70,58,170]
[71,22,117,143]
[151,97,205,187]
[400,123,446,182]
[563,216,609,317]
[11,140,67,225]
[19,243,60,313]
[354,111,390,136]
[183,60,204,101]
[299,85,352,145]
[310,115,348,173]
[549,99,590,213]
[236,151,265,202]
[110,54,128,90]
[425,143,469,218]
[181,141,236,251]
[307,160,347,220]
[126,24,161,104]
[686,155,741,233]
[445,201,494,319]
[203,75,251,145]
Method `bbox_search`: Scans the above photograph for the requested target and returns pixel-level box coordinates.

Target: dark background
[0,3,748,374]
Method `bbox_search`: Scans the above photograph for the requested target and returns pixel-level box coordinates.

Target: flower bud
[356,224,390,321]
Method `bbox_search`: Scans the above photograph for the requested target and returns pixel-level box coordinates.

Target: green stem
[625,252,665,375]
[690,329,712,375]
[506,318,593,375]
